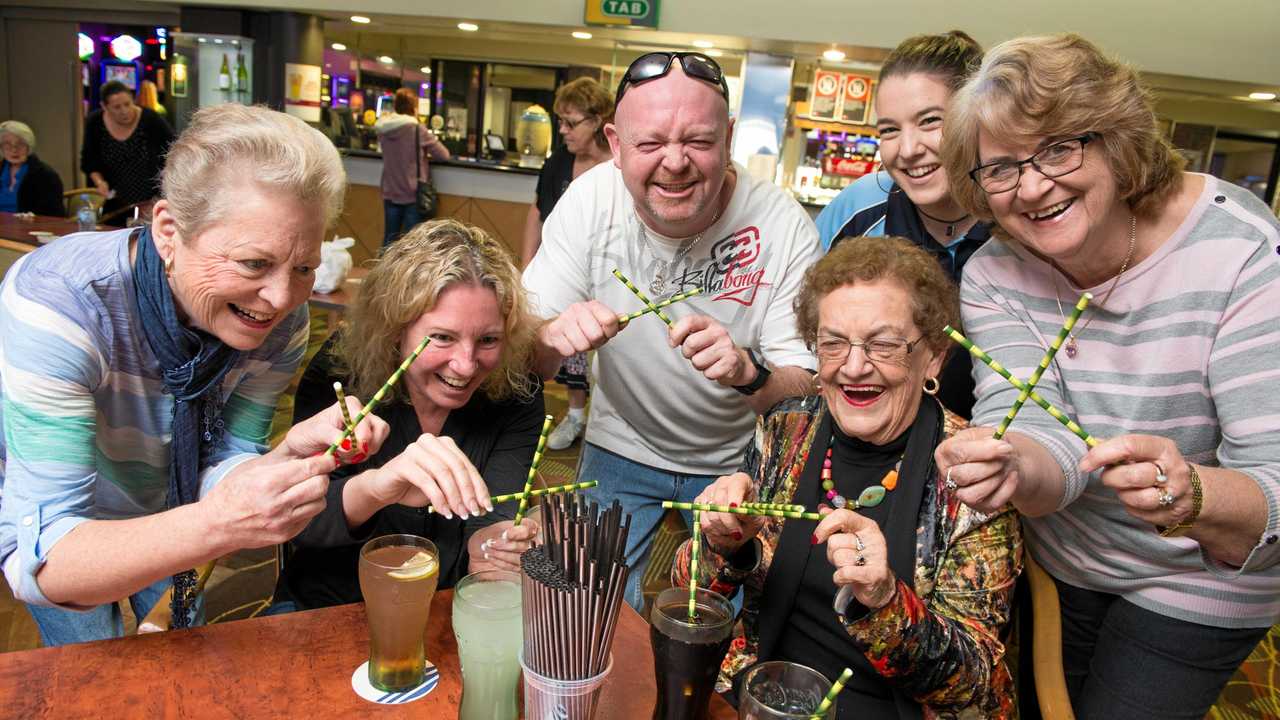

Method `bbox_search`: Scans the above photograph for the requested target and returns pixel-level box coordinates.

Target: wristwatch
[733,348,772,396]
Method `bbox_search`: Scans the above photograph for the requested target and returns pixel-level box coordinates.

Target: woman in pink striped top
[933,34,1280,719]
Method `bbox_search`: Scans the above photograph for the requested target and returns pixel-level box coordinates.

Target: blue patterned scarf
[132,225,242,628]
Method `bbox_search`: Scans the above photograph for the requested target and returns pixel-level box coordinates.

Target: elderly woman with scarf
[0,104,387,647]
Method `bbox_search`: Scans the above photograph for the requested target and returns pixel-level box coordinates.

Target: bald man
[523,53,820,608]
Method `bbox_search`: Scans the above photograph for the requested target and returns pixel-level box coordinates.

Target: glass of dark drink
[650,586,735,720]
[738,661,834,719]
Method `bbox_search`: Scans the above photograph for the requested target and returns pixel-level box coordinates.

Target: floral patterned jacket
[672,395,1022,719]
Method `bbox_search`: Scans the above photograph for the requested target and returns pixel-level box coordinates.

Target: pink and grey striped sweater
[963,174,1280,629]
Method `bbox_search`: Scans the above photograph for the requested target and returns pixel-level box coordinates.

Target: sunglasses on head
[615,52,730,106]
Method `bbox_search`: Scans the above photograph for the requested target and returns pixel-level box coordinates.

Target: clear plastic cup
[738,661,835,719]
[519,650,613,720]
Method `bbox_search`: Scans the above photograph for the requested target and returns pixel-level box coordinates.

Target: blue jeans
[382,201,422,247]
[27,577,205,647]
[578,443,717,611]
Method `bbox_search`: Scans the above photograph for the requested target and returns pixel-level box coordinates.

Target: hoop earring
[874,169,903,196]
[923,377,940,396]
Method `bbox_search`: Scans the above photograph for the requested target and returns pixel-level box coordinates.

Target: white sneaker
[547,414,586,450]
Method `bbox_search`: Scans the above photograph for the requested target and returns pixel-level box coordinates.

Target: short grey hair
[161,104,346,239]
[0,121,35,153]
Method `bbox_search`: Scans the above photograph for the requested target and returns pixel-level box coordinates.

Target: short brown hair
[880,30,983,93]
[340,219,537,404]
[393,88,418,116]
[554,77,615,151]
[795,237,959,356]
[942,33,1184,224]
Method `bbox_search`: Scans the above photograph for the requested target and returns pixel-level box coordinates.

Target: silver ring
[945,467,958,492]
[855,554,867,567]
[1157,489,1175,507]
[853,533,865,551]
[1153,462,1168,485]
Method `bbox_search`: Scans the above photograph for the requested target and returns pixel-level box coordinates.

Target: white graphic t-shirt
[523,162,821,475]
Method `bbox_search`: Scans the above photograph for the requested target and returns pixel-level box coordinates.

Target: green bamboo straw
[739,502,806,512]
[324,335,431,456]
[810,667,853,719]
[332,381,357,437]
[993,292,1092,440]
[612,268,673,326]
[513,414,554,525]
[427,480,598,514]
[662,500,822,522]
[942,325,1098,448]
[618,288,702,326]
[688,510,701,620]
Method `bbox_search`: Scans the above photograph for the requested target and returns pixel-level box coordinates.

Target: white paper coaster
[351,660,439,704]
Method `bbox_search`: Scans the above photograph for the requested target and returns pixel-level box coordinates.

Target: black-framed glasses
[968,133,1098,194]
[815,334,923,364]
[558,114,594,131]
[615,52,730,106]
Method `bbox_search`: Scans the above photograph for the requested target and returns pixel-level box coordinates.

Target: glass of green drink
[358,534,440,692]
[453,569,523,720]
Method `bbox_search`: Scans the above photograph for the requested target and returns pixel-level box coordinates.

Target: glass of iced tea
[358,534,440,692]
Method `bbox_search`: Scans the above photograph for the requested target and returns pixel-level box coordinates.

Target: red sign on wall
[809,69,841,121]
[838,73,873,125]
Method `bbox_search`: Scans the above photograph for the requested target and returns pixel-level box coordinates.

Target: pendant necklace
[1055,214,1137,359]
[916,205,971,238]
[636,206,722,295]
[821,434,900,510]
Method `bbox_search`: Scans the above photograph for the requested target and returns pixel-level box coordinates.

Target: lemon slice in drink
[388,551,438,581]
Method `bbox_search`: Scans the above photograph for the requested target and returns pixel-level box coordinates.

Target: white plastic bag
[313,236,355,294]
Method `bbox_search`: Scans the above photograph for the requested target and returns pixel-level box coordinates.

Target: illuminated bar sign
[585,0,659,28]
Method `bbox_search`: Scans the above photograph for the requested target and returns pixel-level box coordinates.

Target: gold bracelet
[1158,464,1203,537]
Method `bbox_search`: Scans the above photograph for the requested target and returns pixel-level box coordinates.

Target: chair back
[62,188,105,220]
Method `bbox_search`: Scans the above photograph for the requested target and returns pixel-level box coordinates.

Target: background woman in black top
[520,77,614,451]
[274,219,546,610]
[80,80,173,225]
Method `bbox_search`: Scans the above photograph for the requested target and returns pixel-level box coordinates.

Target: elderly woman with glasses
[0,121,65,217]
[934,34,1280,719]
[673,237,1020,719]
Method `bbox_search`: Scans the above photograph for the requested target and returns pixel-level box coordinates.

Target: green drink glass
[453,569,523,720]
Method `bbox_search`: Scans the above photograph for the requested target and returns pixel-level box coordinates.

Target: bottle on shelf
[235,53,249,94]
[218,54,232,91]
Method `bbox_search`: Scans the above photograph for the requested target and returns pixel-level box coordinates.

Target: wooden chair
[1021,553,1076,720]
[61,188,104,219]
[135,562,217,633]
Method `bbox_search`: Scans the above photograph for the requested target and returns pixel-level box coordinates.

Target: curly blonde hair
[340,219,537,404]
[942,33,1184,225]
[794,237,959,356]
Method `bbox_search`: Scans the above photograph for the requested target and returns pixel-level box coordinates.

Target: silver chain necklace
[1055,213,1137,359]
[636,208,721,295]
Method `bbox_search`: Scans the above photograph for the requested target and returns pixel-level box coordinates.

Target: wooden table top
[308,266,367,313]
[0,589,736,719]
[0,212,83,253]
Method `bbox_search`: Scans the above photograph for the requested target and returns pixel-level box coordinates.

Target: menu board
[838,73,873,125]
[808,69,842,121]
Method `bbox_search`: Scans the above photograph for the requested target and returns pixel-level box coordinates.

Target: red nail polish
[340,438,352,451]
[810,534,819,546]
[352,453,366,463]
[732,531,743,541]
[729,502,738,509]
[362,442,369,454]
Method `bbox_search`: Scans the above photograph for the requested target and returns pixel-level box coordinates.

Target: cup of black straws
[650,586,735,720]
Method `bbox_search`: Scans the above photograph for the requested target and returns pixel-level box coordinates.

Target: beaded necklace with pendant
[820,434,900,510]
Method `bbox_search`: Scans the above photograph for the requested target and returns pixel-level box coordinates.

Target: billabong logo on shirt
[672,227,771,306]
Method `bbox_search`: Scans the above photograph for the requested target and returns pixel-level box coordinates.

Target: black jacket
[6,154,64,216]
[79,107,173,211]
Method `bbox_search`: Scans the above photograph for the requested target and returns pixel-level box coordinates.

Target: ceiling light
[197,37,207,43]
[457,22,479,32]
[331,42,347,51]
[706,49,723,58]
[823,48,846,62]
[378,55,394,64]
[420,66,432,74]
[693,39,714,49]
[213,38,224,44]
[1249,92,1277,101]
[350,15,371,24]
[572,31,593,40]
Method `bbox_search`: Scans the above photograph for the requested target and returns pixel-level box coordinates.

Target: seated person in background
[674,237,1020,719]
[0,120,65,217]
[523,51,821,610]
[274,219,545,611]
[0,104,370,647]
